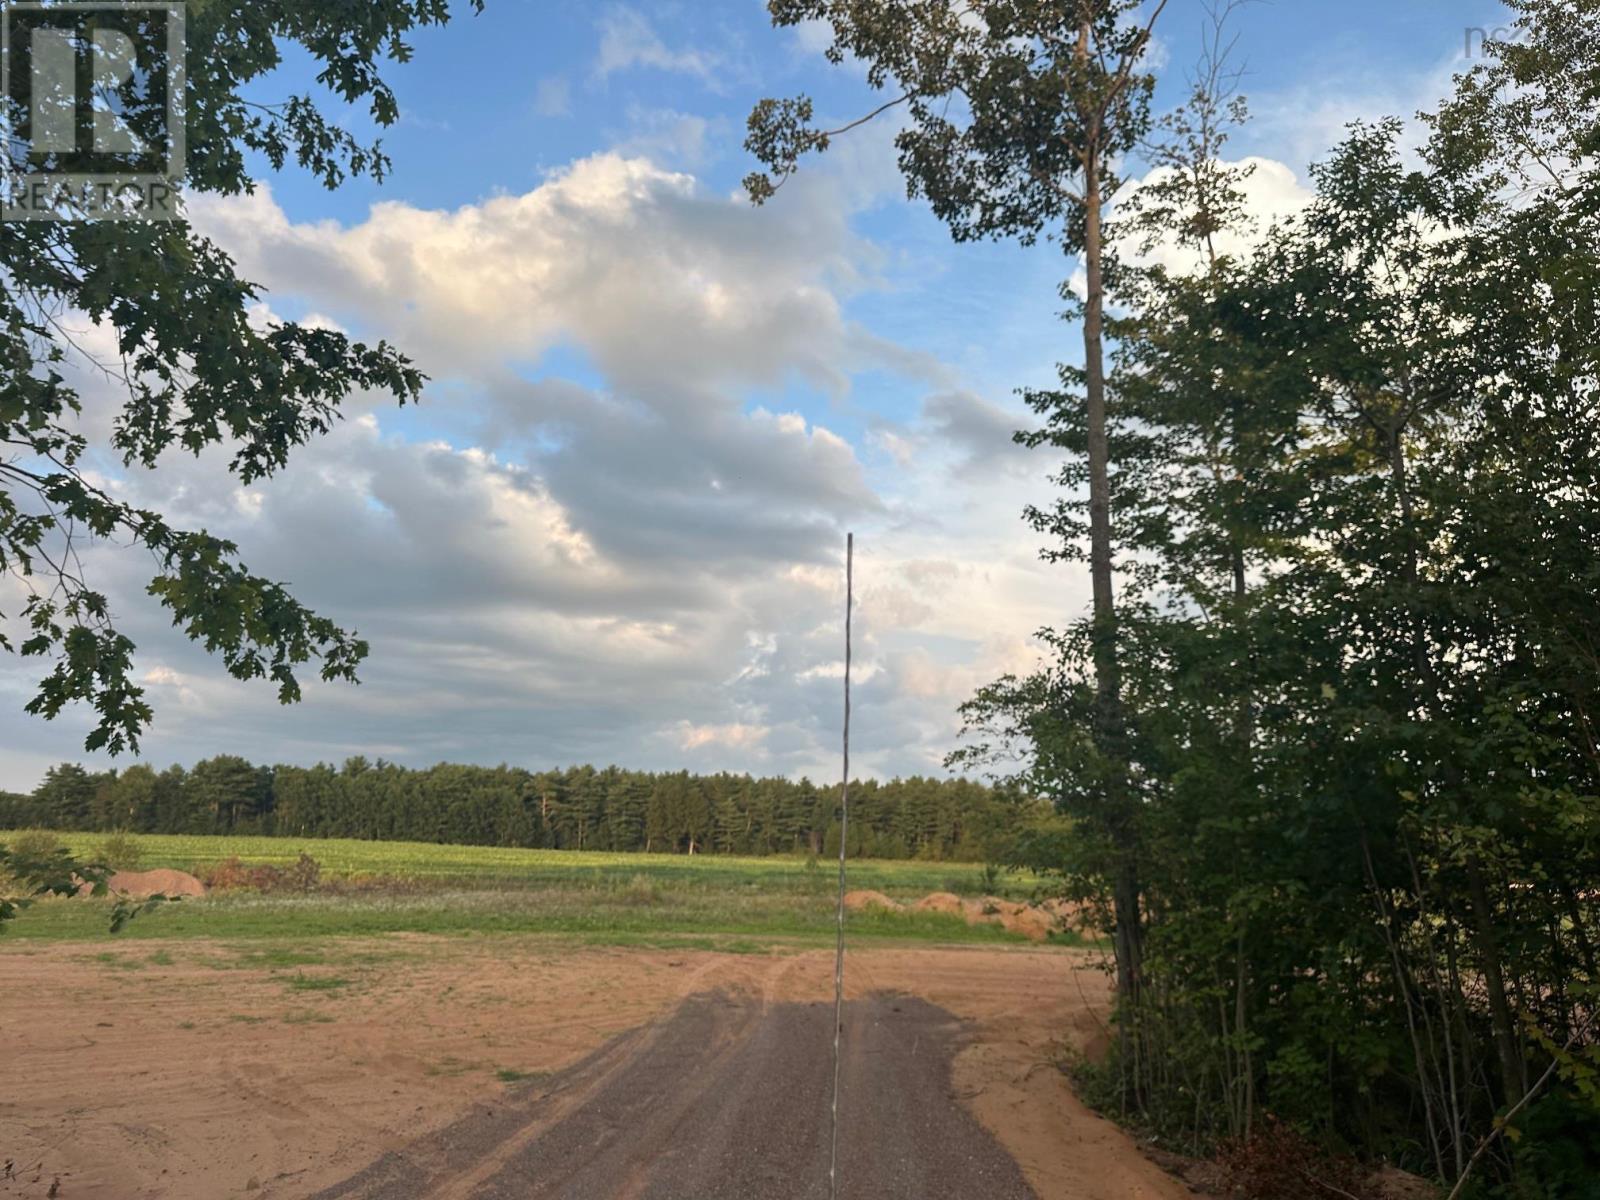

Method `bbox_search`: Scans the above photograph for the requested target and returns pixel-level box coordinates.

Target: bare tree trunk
[1081,138,1142,1019]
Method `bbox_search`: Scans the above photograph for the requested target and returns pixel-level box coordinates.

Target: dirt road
[0,940,1196,1200]
[310,992,1036,1200]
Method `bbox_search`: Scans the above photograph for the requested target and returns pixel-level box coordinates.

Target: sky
[0,0,1515,792]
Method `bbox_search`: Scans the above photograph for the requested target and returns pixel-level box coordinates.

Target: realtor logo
[2,1,185,220]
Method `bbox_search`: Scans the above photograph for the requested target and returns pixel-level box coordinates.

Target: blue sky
[246,0,1511,447]
[0,0,1515,791]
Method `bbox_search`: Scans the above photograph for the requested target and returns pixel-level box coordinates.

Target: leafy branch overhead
[1,1,479,753]
[745,0,1167,242]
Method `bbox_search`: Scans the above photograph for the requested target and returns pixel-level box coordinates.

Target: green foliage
[18,758,1033,862]
[1499,1091,1600,1200]
[955,1,1600,1192]
[2,1,485,753]
[96,831,144,870]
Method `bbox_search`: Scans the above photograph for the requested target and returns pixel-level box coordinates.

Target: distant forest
[0,760,1035,861]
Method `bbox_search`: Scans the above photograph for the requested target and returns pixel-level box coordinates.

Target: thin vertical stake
[829,532,853,1200]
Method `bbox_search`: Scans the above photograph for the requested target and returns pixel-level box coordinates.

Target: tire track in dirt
[308,991,1037,1200]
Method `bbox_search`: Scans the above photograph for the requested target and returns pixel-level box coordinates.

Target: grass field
[2,831,1064,947]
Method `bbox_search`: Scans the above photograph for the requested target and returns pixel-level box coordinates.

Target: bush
[202,852,323,893]
[281,852,321,892]
[8,830,62,860]
[97,833,144,871]
[1503,1090,1600,1200]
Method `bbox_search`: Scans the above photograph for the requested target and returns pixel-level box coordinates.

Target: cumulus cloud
[2,143,1076,792]
[190,154,886,396]
[1058,155,1316,302]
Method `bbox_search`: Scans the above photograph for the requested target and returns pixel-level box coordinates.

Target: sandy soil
[0,938,1194,1200]
[308,993,1039,1199]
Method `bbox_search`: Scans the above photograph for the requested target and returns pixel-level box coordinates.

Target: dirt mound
[843,890,901,912]
[913,892,965,916]
[999,907,1057,941]
[953,896,1060,942]
[107,868,207,898]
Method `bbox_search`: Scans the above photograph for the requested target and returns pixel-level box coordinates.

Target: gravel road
[308,991,1039,1200]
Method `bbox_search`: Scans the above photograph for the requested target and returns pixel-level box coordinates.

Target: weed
[618,874,660,906]
[284,973,352,992]
[495,1067,546,1083]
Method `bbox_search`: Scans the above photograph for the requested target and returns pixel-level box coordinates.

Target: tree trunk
[1464,853,1526,1100]
[1081,135,1141,1013]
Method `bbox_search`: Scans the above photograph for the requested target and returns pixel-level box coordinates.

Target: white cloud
[594,7,716,81]
[1122,155,1315,276]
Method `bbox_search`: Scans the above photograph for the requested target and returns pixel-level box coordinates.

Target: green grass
[495,1067,547,1084]
[39,831,1031,896]
[1,830,1069,949]
[5,886,1051,946]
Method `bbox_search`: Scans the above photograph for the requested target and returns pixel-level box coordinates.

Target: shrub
[201,853,324,893]
[1504,1090,1600,1200]
[281,852,321,892]
[202,856,255,891]
[97,833,144,871]
[8,830,62,860]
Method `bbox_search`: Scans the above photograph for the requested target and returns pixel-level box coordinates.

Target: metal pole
[829,532,853,1200]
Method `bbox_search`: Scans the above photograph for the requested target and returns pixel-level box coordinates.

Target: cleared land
[0,835,1192,1200]
[0,940,1196,1200]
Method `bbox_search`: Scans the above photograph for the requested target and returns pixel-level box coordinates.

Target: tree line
[0,759,1032,862]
